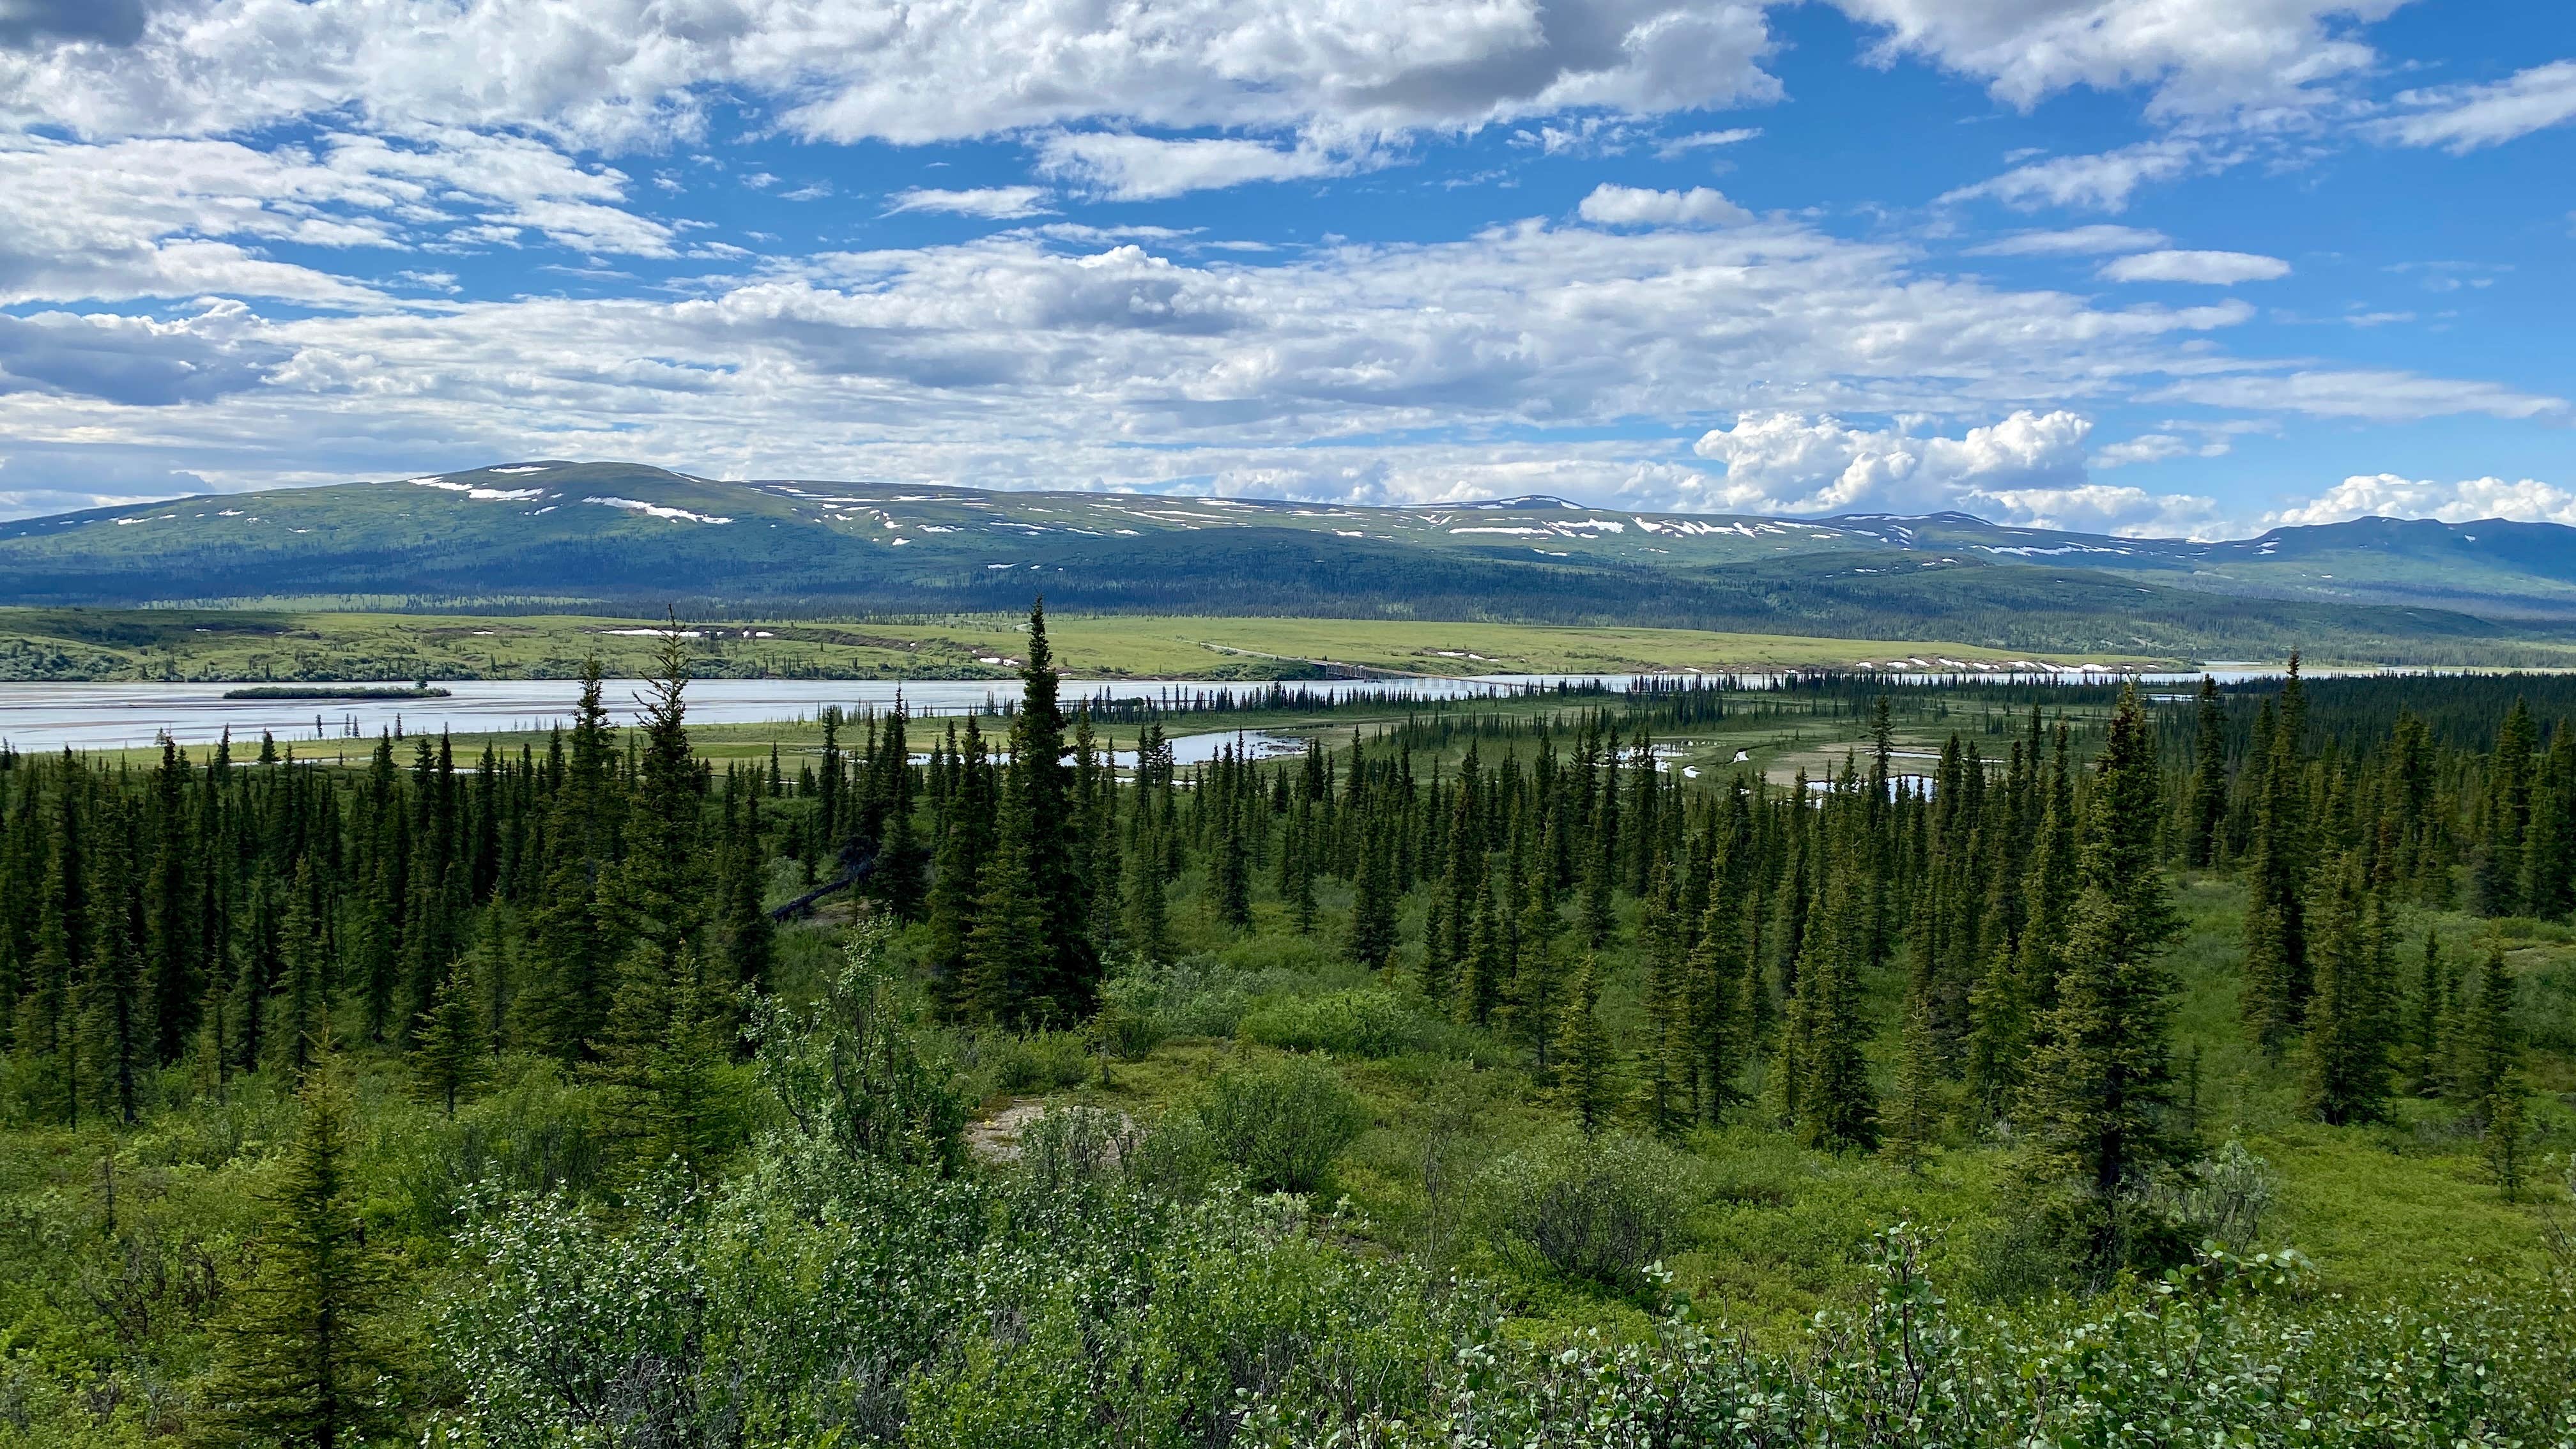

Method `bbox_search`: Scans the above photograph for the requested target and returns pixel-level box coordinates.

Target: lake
[0,664,2342,752]
[0,675,1622,752]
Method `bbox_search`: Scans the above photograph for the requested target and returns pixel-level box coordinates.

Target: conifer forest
[5,604,2576,1446]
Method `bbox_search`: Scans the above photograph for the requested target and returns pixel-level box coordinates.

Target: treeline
[0,636,776,1154]
[4,617,2572,1247]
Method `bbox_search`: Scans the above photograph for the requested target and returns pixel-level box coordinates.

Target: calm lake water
[0,664,2344,753]
[0,676,1613,752]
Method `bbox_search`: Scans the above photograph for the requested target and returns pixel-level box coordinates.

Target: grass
[920,848,2575,1347]
[0,606,2171,686]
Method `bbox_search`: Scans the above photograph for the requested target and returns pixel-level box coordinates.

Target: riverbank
[0,606,2209,686]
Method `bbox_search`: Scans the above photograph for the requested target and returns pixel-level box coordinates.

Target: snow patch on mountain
[582,496,733,525]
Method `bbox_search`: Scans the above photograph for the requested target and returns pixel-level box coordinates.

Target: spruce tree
[2461,940,2517,1114]
[2242,661,2310,1052]
[2301,859,2393,1125]
[79,858,145,1124]
[410,959,489,1117]
[872,705,929,919]
[1285,808,1319,937]
[1213,786,1253,931]
[1791,842,1877,1151]
[2485,1069,2530,1199]
[1633,864,1684,1124]
[2526,719,2575,919]
[1554,954,1619,1136]
[1885,977,1942,1171]
[2186,674,2228,868]
[1961,928,2028,1127]
[924,717,995,1002]
[969,601,1094,1019]
[266,862,329,1079]
[2024,682,2183,1215]
[2405,931,2448,1097]
[202,1049,401,1449]
[1579,806,1616,947]
[963,829,1050,1024]
[1120,818,1171,965]
[710,782,773,990]
[593,945,740,1176]
[525,663,615,1060]
[620,627,703,958]
[1683,886,1751,1117]
[146,735,200,1066]
[1510,887,1561,1066]
[2474,698,2537,916]
[1014,601,1095,1010]
[1346,818,1399,970]
[1458,882,1506,1027]
[23,774,84,1122]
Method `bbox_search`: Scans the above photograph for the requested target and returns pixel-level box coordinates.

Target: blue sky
[1,0,2572,537]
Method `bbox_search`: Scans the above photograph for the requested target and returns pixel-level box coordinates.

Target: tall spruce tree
[2405,931,2448,1097]
[1791,839,1878,1152]
[202,1048,402,1449]
[2461,940,2517,1114]
[2242,659,2310,1052]
[1119,815,1171,965]
[925,717,995,1004]
[410,960,489,1117]
[2474,698,2537,916]
[620,627,704,960]
[1346,817,1399,970]
[24,770,85,1121]
[1885,975,1942,1171]
[526,663,615,1059]
[2023,682,2184,1216]
[2301,858,2395,1125]
[965,601,1094,1021]
[593,945,740,1177]
[1555,954,1619,1135]
[2186,674,2228,868]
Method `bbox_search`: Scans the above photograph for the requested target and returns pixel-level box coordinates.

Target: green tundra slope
[1,461,2570,662]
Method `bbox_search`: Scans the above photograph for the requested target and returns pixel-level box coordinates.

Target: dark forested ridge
[3,460,2574,660]
[4,611,2576,1446]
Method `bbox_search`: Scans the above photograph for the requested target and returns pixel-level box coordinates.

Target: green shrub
[2157,1140,2280,1252]
[1237,988,1432,1058]
[981,1029,1093,1094]
[1974,1179,2196,1298]
[1017,1105,1140,1193]
[1101,953,1379,1043]
[1091,1002,1166,1062]
[1477,1130,1697,1296]
[1123,1110,1229,1201]
[1195,1057,1368,1195]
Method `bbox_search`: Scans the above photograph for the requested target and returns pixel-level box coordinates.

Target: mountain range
[5,461,2573,663]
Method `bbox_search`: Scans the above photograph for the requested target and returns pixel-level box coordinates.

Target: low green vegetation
[2,614,2574,1446]
[0,605,2168,683]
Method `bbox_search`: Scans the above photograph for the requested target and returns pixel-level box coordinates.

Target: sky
[1,0,2572,537]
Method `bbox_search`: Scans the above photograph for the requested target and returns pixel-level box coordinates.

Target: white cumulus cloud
[2266,473,2576,527]
[1942,139,2211,212]
[1965,224,2170,256]
[1036,134,1350,201]
[885,186,1054,218]
[2373,60,2576,153]
[1576,183,1751,227]
[2149,369,2565,421]
[1830,0,2406,118]
[0,0,1784,150]
[1687,407,2226,535]
[2099,249,2290,284]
